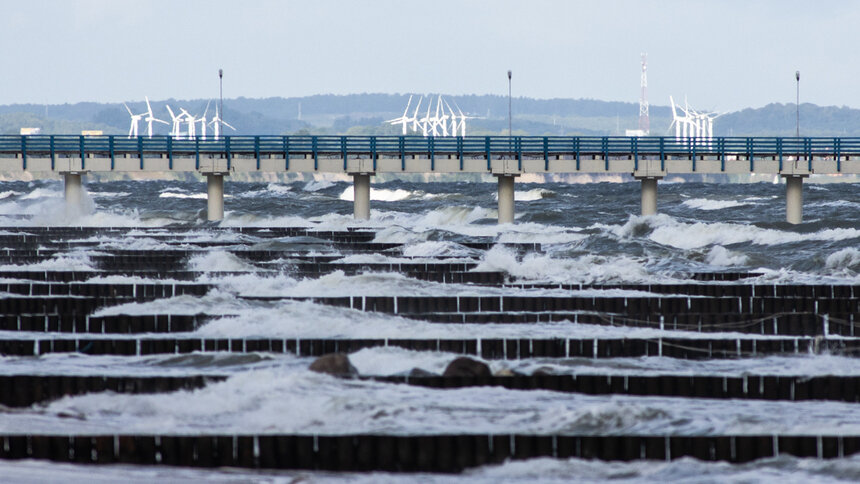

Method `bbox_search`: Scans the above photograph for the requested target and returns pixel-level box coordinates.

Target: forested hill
[1,94,858,137]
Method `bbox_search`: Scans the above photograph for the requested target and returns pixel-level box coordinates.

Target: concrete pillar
[497,175,515,224]
[64,173,82,218]
[640,177,658,216]
[353,173,371,220]
[207,174,224,221]
[785,175,803,224]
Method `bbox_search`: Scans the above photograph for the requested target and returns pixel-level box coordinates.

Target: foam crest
[187,251,258,272]
[826,248,860,271]
[303,179,335,192]
[682,198,749,210]
[705,245,749,267]
[0,190,21,199]
[473,246,655,284]
[159,192,208,199]
[339,186,413,202]
[607,214,860,250]
[512,188,556,201]
[401,241,478,258]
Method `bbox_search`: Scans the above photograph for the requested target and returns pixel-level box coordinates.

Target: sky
[2,0,859,111]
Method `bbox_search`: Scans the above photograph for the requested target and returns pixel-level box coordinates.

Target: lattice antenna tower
[638,53,650,134]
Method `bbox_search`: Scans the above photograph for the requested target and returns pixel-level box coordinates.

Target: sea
[0,175,859,483]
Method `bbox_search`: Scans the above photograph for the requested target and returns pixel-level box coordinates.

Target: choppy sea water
[0,176,858,482]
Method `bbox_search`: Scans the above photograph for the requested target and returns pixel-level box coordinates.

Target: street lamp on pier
[219,68,224,140]
[795,70,800,138]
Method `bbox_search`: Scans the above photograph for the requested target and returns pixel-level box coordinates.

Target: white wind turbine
[385,95,414,135]
[124,103,147,138]
[409,96,424,133]
[143,97,168,138]
[165,105,184,138]
[196,101,211,140]
[444,99,470,137]
[419,103,433,137]
[208,106,236,140]
[180,108,197,139]
[435,96,450,136]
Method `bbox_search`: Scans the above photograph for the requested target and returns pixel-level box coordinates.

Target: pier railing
[2,135,859,160]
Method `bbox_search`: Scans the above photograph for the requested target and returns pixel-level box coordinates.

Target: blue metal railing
[1,135,857,172]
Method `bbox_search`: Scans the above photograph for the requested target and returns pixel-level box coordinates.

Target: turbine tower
[638,53,649,135]
[124,103,146,138]
[143,97,168,138]
[385,95,414,135]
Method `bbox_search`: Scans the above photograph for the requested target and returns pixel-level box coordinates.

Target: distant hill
[1,94,858,137]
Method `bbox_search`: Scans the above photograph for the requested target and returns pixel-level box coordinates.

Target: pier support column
[63,172,83,218]
[638,177,659,216]
[784,175,804,224]
[497,175,516,224]
[207,173,225,221]
[352,173,371,220]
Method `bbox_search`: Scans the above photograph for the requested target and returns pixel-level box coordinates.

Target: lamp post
[507,70,512,138]
[219,68,224,140]
[795,70,800,138]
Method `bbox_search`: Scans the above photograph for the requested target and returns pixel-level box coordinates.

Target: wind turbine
[180,108,197,139]
[124,103,146,138]
[143,96,168,138]
[419,103,433,137]
[449,99,475,136]
[208,106,236,140]
[385,95,413,135]
[435,96,449,136]
[165,105,184,138]
[409,96,424,133]
[196,101,211,140]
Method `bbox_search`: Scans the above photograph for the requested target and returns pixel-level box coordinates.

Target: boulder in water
[309,353,358,377]
[442,357,491,378]
[408,367,437,378]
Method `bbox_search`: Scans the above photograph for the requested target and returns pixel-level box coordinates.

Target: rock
[309,353,358,377]
[531,367,555,376]
[442,357,491,378]
[493,368,519,377]
[408,367,437,378]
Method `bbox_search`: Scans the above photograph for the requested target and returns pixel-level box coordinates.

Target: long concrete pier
[3,135,859,224]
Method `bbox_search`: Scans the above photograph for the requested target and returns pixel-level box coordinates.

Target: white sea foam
[89,191,130,198]
[825,248,860,271]
[7,365,857,436]
[303,179,335,192]
[473,246,658,284]
[20,187,63,200]
[159,192,208,199]
[401,241,478,258]
[187,251,258,272]
[704,245,749,267]
[0,190,21,199]
[606,214,860,250]
[339,186,413,202]
[682,198,749,210]
[512,188,555,201]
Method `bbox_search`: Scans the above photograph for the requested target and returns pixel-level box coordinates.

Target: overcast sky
[2,0,858,111]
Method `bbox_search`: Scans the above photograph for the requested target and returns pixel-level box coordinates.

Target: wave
[606,214,860,250]
[187,251,258,272]
[0,190,21,199]
[339,186,413,202]
[514,188,556,201]
[682,198,749,210]
[303,179,335,192]
[159,192,208,199]
[705,245,749,267]
[825,248,860,271]
[473,246,662,284]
